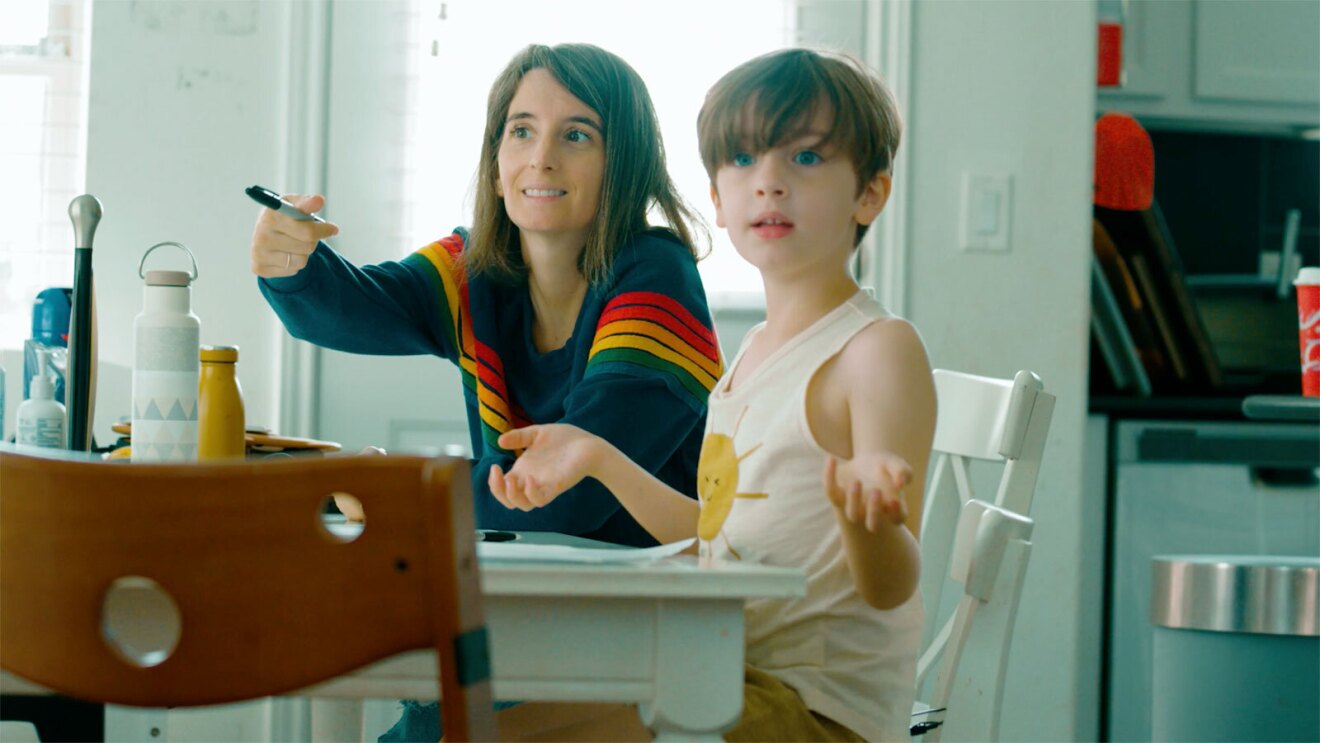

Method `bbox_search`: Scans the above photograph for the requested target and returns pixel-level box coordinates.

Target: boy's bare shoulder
[838,315,928,365]
[835,316,933,394]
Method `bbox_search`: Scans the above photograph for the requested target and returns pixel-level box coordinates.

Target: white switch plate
[960,172,1013,252]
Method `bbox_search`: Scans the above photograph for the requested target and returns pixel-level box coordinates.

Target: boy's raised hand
[824,452,912,531]
[249,193,339,278]
[491,424,602,512]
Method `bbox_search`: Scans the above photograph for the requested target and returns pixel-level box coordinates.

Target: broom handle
[67,248,93,450]
[67,195,102,451]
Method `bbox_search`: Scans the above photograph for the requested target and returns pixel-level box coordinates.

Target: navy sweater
[260,229,720,546]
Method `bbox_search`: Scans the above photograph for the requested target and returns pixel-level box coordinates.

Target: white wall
[905,2,1098,740]
[83,0,297,443]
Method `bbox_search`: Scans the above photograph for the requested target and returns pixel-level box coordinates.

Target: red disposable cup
[1295,267,1320,396]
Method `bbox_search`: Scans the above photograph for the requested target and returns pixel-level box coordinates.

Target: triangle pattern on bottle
[139,399,164,421]
[165,400,188,421]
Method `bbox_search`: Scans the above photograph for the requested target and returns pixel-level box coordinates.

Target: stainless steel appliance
[1105,418,1319,741]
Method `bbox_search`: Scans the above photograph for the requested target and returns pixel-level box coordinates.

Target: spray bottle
[17,349,66,449]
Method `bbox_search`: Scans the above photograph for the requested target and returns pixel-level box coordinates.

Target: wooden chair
[0,449,496,742]
[910,369,1055,741]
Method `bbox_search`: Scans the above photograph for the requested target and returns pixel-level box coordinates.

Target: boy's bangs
[711,85,855,166]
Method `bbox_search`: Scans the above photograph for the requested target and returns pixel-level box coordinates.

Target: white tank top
[699,290,922,742]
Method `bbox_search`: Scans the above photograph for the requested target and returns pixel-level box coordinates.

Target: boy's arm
[831,318,936,610]
[492,424,700,545]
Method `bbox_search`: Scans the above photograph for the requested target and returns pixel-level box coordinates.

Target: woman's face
[496,68,606,249]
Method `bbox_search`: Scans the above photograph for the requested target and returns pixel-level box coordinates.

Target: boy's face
[710,112,889,279]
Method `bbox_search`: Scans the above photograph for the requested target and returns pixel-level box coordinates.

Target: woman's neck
[522,233,590,352]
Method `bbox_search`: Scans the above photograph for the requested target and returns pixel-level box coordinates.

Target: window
[0,0,92,349]
[399,0,793,305]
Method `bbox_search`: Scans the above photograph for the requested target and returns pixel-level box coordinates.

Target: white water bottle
[132,242,200,462]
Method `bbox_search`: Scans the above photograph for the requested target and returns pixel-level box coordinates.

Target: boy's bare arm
[493,424,700,545]
[832,318,936,610]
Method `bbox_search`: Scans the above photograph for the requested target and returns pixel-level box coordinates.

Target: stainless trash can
[1150,555,1320,742]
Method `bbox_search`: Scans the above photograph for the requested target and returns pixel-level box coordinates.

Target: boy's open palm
[824,453,912,532]
[491,424,600,512]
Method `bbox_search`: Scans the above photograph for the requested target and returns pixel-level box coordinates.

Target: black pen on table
[245,185,328,223]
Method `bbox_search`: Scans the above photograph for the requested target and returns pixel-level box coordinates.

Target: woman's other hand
[490,424,603,511]
[824,452,912,531]
[250,193,340,278]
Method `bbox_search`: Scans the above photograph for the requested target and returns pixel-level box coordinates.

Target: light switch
[960,172,1013,252]
[974,188,1001,235]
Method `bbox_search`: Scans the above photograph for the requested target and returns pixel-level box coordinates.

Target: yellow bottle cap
[200,345,239,363]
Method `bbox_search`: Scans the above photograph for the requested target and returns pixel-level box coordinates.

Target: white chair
[910,369,1055,741]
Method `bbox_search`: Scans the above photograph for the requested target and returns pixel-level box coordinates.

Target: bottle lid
[145,270,192,287]
[1295,266,1320,287]
[29,349,54,399]
[200,345,239,363]
[31,287,72,347]
[29,372,53,399]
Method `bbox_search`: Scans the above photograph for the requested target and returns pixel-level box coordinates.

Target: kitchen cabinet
[1098,0,1320,133]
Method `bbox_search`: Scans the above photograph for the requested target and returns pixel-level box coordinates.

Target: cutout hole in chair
[101,576,182,669]
[321,493,365,543]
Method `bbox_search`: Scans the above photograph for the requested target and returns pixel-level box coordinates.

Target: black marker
[245,184,327,223]
[478,530,519,543]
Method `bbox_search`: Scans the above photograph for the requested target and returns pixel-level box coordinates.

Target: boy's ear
[710,183,726,229]
[853,172,892,226]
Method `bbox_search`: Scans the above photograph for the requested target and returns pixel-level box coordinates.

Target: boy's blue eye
[793,150,822,165]
[733,153,754,167]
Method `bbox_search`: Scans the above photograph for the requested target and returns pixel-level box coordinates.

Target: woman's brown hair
[468,44,704,285]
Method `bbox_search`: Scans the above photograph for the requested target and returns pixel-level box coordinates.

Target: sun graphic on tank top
[697,407,766,560]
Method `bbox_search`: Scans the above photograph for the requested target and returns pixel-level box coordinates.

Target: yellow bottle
[198,345,245,461]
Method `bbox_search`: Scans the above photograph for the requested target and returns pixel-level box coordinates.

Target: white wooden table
[5,531,805,741]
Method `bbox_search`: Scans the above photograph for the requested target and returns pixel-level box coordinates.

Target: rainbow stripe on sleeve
[407,234,529,451]
[587,291,723,405]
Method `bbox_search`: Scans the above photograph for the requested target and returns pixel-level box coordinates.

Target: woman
[253,44,717,741]
[251,43,718,548]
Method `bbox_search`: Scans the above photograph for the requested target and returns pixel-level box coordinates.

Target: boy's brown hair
[469,43,704,286]
[697,48,902,246]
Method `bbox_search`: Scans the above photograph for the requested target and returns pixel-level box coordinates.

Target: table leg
[638,600,744,741]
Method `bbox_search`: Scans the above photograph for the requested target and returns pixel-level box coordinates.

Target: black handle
[66,248,94,451]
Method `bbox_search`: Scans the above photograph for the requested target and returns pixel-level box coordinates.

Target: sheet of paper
[478,538,695,564]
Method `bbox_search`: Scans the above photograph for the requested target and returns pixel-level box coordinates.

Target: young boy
[489,48,936,742]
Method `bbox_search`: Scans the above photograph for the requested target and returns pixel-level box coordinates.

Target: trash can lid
[1151,555,1320,636]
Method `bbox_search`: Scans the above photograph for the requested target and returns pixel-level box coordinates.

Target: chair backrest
[917,369,1053,648]
[913,369,1054,741]
[0,450,496,742]
[915,500,1034,741]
